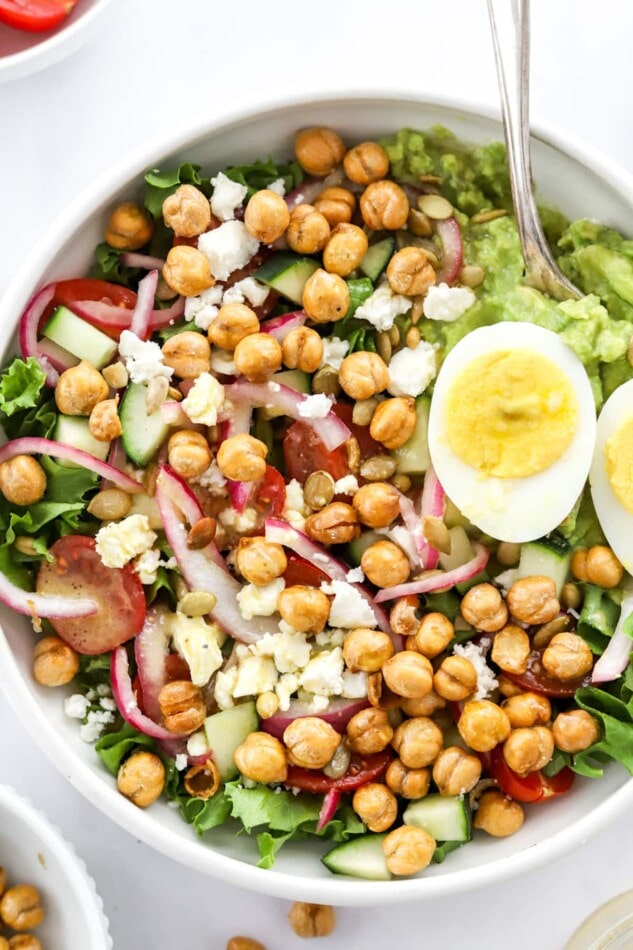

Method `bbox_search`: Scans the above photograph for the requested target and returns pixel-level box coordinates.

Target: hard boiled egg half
[428,322,596,542]
[591,378,633,573]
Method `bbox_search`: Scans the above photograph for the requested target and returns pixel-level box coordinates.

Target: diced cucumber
[42,306,118,369]
[53,415,110,467]
[38,337,79,370]
[119,382,171,467]
[260,369,310,420]
[439,526,474,574]
[255,253,319,305]
[203,701,259,782]
[391,396,430,475]
[127,492,163,531]
[321,834,391,881]
[517,537,571,597]
[360,236,395,282]
[345,530,383,567]
[403,794,471,843]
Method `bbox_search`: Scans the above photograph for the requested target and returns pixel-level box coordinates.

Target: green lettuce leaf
[90,243,142,288]
[180,790,233,834]
[1,396,57,441]
[334,278,377,353]
[572,680,633,777]
[577,585,620,655]
[144,163,211,219]
[0,357,46,417]
[95,722,155,775]
[224,158,303,200]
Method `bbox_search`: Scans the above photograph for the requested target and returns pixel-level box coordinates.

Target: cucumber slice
[260,369,310,420]
[517,537,571,597]
[42,306,118,369]
[53,415,110,467]
[321,833,391,880]
[203,701,258,781]
[391,396,430,474]
[439,527,475,574]
[255,253,319,305]
[360,236,395,282]
[345,530,383,567]
[119,382,171,467]
[403,794,471,843]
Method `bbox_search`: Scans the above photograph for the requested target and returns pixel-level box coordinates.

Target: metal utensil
[487,0,581,300]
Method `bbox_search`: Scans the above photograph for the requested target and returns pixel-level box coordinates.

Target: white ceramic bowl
[1,92,633,906]
[0,785,111,946]
[0,0,116,83]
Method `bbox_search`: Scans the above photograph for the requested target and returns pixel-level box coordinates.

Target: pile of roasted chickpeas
[0,869,45,950]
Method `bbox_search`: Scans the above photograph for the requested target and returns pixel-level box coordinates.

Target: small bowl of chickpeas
[0,786,111,949]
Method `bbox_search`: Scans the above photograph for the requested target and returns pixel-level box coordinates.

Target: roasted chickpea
[386,247,436,296]
[234,732,287,784]
[352,783,398,832]
[244,189,290,243]
[572,545,623,589]
[389,595,421,638]
[361,540,410,588]
[32,636,79,687]
[338,351,389,400]
[0,885,44,932]
[352,482,400,528]
[89,398,122,442]
[301,267,350,323]
[256,692,280,720]
[162,184,211,238]
[281,326,323,372]
[285,204,331,254]
[162,245,214,296]
[0,456,46,507]
[433,655,478,701]
[278,585,331,634]
[385,759,431,799]
[382,825,436,876]
[102,360,128,390]
[400,689,446,718]
[460,583,508,632]
[322,223,368,277]
[55,360,109,416]
[360,180,409,230]
[304,501,360,545]
[541,632,593,682]
[368,396,416,450]
[233,332,282,382]
[415,613,455,658]
[294,127,346,177]
[8,937,43,950]
[105,201,153,250]
[491,624,531,675]
[561,582,582,611]
[346,707,394,755]
[382,651,433,699]
[503,726,554,776]
[552,709,600,753]
[0,867,6,898]
[507,576,560,625]
[226,939,266,950]
[343,140,390,185]
[217,433,268,481]
[343,627,394,672]
[236,537,287,585]
[117,751,165,808]
[314,186,356,227]
[502,691,552,729]
[167,430,212,479]
[283,717,340,769]
[158,679,206,735]
[473,789,525,837]
[208,303,259,350]
[433,746,482,796]
[498,675,524,699]
[392,716,443,769]
[288,903,336,939]
[457,700,511,753]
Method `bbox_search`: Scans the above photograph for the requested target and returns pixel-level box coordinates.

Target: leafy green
[0,358,46,416]
[95,722,155,775]
[571,677,633,777]
[577,585,620,655]
[334,278,377,353]
[157,319,201,343]
[432,840,465,864]
[559,490,606,549]
[75,653,112,692]
[179,790,233,835]
[144,163,211,219]
[224,158,303,201]
[1,396,57,441]
[90,243,142,288]
[345,278,375,319]
[146,566,179,608]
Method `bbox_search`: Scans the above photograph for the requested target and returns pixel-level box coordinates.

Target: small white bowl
[0,0,116,83]
[0,785,111,947]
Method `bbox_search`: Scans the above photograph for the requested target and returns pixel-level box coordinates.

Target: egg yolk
[444,349,578,478]
[606,414,633,514]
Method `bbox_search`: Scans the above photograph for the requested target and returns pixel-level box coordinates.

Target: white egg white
[590,378,633,573]
[428,322,597,543]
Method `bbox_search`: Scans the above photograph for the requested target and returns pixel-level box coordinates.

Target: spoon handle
[487,0,580,300]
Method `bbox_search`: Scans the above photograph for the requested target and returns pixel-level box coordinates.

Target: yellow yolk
[444,349,578,478]
[606,414,633,514]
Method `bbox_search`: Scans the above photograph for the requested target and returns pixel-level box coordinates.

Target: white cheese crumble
[218,506,260,534]
[181,372,225,426]
[315,628,346,648]
[251,630,311,674]
[345,565,365,583]
[194,460,227,495]
[334,475,359,495]
[376,525,419,567]
[134,548,162,585]
[233,655,278,697]
[453,641,499,700]
[171,613,224,687]
[210,171,248,221]
[341,670,369,698]
[118,330,173,384]
[267,177,286,197]
[236,577,285,620]
[275,672,299,711]
[221,276,269,308]
[423,282,476,322]
[184,285,224,331]
[187,730,210,757]
[299,648,345,697]
[198,220,259,281]
[175,754,188,771]
[282,478,309,531]
[321,580,376,629]
[95,514,157,569]
[297,393,333,419]
[214,668,238,710]
[64,694,89,719]
[79,708,115,743]
[355,285,410,332]
[387,340,437,397]
[320,336,349,371]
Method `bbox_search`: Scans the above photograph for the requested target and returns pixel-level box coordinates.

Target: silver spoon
[487,0,581,301]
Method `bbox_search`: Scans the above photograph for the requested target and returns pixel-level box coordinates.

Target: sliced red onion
[260,310,306,342]
[397,492,424,569]
[219,401,253,512]
[0,438,144,493]
[317,788,341,832]
[130,269,158,340]
[592,583,633,684]
[262,697,369,740]
[227,479,254,514]
[225,380,350,452]
[102,438,129,490]
[434,217,463,285]
[134,606,171,723]
[418,464,446,570]
[160,401,189,426]
[111,645,174,740]
[71,295,184,332]
[374,542,490,603]
[121,252,166,270]
[285,178,325,211]
[37,338,77,373]
[0,570,96,620]
[18,283,60,386]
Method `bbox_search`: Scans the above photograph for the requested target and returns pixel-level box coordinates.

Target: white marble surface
[1,0,633,947]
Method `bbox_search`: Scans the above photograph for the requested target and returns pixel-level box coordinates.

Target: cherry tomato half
[284,750,392,794]
[487,746,575,803]
[253,465,286,517]
[283,420,350,484]
[283,552,330,588]
[0,0,77,32]
[503,650,590,698]
[50,279,138,339]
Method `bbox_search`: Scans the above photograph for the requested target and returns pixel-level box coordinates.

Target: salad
[2,124,633,880]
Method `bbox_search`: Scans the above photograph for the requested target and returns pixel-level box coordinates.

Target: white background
[2,0,633,947]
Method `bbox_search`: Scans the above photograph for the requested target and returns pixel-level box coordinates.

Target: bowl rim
[1,87,633,905]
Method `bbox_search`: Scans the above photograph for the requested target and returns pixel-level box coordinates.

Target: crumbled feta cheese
[282,478,309,531]
[96,514,157,569]
[64,694,89,719]
[210,347,237,376]
[218,506,260,534]
[170,613,224,687]
[321,580,376,628]
[314,628,346,648]
[198,220,259,281]
[298,393,334,419]
[387,340,437,397]
[99,697,116,712]
[236,577,285,620]
[453,641,499,700]
[118,330,173,384]
[185,285,224,331]
[275,672,299,711]
[423,282,476,322]
[355,285,410,332]
[181,372,225,426]
[494,568,519,597]
[134,548,161,585]
[252,630,311,674]
[307,693,331,713]
[267,177,286,197]
[187,730,210,758]
[96,684,112,697]
[376,525,419,567]
[233,655,279,697]
[79,719,105,743]
[320,337,349,371]
[334,475,359,495]
[221,277,269,308]
[341,670,368,699]
[299,648,345,696]
[214,668,238,709]
[345,565,364,584]
[210,172,248,221]
[175,754,188,771]
[194,460,227,495]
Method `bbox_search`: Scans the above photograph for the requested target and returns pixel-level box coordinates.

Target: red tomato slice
[50,279,138,339]
[36,536,146,655]
[164,653,191,681]
[283,421,350,484]
[331,402,383,459]
[285,750,392,794]
[487,746,575,803]
[253,465,286,517]
[503,650,589,698]
[0,0,77,32]
[283,552,330,588]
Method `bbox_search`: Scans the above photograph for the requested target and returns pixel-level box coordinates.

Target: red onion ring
[434,218,464,285]
[134,606,171,723]
[374,542,490,603]
[110,645,174,740]
[0,438,144,493]
[18,284,60,386]
[130,269,158,340]
[260,310,307,342]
